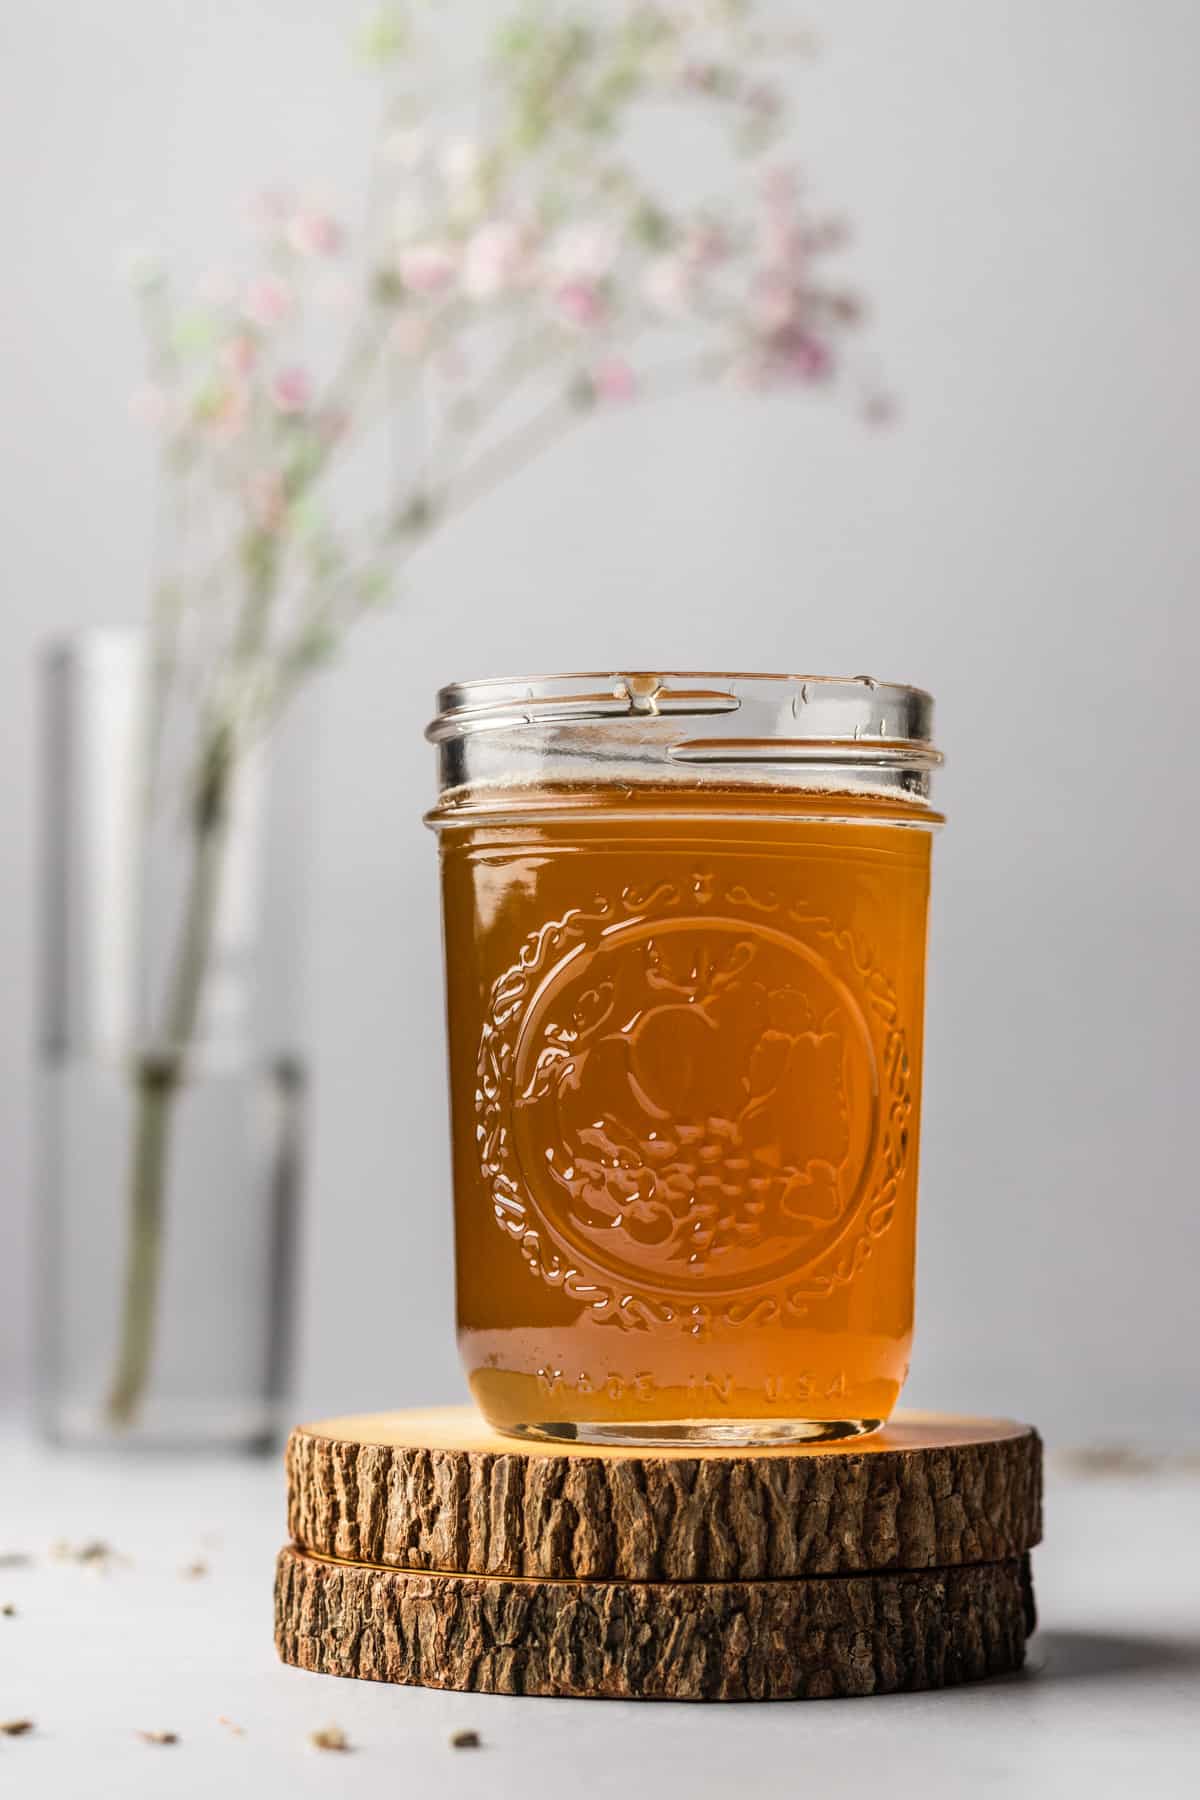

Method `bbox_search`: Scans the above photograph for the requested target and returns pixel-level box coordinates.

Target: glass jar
[426,672,942,1447]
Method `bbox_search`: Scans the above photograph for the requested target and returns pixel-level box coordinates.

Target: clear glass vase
[36,631,310,1451]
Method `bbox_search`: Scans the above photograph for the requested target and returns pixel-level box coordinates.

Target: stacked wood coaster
[275,1407,1042,1703]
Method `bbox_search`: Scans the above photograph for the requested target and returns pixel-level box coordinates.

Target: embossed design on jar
[513,915,878,1295]
[475,881,913,1333]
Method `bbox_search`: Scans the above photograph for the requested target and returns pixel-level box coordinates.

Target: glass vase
[35,631,310,1451]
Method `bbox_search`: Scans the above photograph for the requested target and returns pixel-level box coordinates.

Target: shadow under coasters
[275,1407,1042,1702]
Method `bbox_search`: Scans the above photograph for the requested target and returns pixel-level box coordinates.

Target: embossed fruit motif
[512,921,876,1291]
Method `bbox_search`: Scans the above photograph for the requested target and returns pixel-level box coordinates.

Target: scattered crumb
[1,1720,34,1737]
[1052,1445,1200,1480]
[1054,1447,1158,1479]
[0,1554,31,1570]
[50,1539,123,1571]
[450,1729,481,1750]
[136,1729,178,1746]
[1050,1440,1200,1483]
[180,1559,209,1580]
[77,1540,115,1564]
[309,1725,350,1753]
[1,1604,15,1618]
[217,1715,245,1736]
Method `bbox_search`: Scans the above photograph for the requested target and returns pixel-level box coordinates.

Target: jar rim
[428,671,938,755]
[437,669,932,697]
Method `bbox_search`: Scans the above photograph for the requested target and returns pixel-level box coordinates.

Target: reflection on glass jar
[427,674,941,1447]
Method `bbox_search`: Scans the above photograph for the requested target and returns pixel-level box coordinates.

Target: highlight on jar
[426,673,943,1448]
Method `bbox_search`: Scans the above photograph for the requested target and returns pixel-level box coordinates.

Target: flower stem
[105,788,231,1428]
[104,1064,173,1427]
[106,534,278,1429]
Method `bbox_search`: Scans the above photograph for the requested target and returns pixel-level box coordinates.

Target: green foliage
[170,311,219,357]
[357,6,409,67]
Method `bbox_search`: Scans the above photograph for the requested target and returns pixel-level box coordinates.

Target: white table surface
[2,1428,1197,1800]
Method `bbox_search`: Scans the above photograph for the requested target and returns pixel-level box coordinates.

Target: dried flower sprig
[106,0,887,1429]
[127,1,882,754]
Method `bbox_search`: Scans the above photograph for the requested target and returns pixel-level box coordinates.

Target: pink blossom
[286,209,343,257]
[592,358,637,403]
[462,220,533,299]
[242,274,293,327]
[389,314,430,358]
[643,254,693,317]
[397,242,457,294]
[755,324,833,385]
[783,332,832,381]
[270,366,312,414]
[555,278,606,330]
[222,333,258,377]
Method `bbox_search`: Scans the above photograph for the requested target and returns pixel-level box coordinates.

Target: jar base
[494,1416,884,1449]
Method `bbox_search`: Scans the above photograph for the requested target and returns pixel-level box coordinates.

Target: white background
[1,0,1196,1442]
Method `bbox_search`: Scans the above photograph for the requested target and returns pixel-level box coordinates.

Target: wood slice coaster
[285,1407,1042,1581]
[276,1407,1042,1702]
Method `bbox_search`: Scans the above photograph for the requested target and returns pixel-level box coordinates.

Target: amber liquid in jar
[437,786,934,1445]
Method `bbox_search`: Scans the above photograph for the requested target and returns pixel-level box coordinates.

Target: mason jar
[426,672,942,1447]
